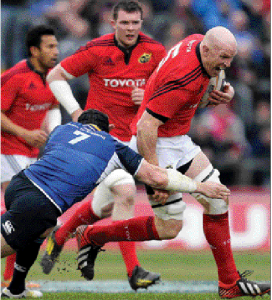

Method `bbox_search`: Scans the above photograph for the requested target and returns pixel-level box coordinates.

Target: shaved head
[200,26,237,77]
[203,26,237,52]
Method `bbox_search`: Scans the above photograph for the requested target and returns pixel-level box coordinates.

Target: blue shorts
[1,171,60,251]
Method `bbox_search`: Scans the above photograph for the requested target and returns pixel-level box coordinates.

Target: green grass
[2,249,270,282]
[2,250,270,299]
[39,293,269,300]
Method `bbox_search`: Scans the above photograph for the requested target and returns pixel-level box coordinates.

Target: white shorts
[1,154,37,183]
[130,135,201,169]
[129,135,201,220]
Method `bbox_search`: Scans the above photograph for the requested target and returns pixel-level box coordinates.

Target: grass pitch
[2,250,270,299]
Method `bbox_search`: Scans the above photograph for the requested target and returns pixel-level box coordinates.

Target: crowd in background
[1,0,270,187]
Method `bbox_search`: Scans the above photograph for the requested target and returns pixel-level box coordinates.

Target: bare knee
[100,202,114,218]
[154,217,183,239]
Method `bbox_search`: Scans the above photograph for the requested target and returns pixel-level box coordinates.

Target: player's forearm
[47,64,80,115]
[137,120,159,165]
[137,163,197,193]
[1,112,28,138]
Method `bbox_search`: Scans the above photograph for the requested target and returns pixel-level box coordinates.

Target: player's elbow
[46,64,63,83]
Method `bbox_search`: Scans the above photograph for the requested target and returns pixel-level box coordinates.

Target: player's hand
[23,129,48,148]
[207,83,234,106]
[148,189,171,205]
[196,181,230,201]
[71,108,83,122]
[131,87,144,105]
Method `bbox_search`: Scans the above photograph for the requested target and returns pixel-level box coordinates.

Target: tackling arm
[135,160,230,200]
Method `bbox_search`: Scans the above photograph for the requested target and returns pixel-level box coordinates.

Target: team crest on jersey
[138,53,152,63]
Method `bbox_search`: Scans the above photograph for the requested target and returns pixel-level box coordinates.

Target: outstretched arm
[135,160,230,201]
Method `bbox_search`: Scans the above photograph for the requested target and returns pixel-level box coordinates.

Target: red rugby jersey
[1,60,59,157]
[131,34,210,137]
[61,32,166,141]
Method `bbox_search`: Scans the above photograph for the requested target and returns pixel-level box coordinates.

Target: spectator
[191,104,251,186]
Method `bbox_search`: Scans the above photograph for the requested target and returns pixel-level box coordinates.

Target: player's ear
[110,19,117,30]
[109,124,115,131]
[30,46,40,58]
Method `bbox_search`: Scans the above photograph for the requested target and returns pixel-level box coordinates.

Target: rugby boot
[40,225,63,274]
[219,270,270,298]
[128,265,161,291]
[1,287,43,298]
[76,225,105,280]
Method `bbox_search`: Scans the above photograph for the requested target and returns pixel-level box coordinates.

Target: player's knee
[192,164,228,214]
[156,218,183,239]
[92,170,135,218]
[100,202,114,218]
[151,194,186,237]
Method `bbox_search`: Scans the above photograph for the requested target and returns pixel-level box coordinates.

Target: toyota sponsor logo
[103,78,145,88]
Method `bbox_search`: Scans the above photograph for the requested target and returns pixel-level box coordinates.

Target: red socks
[203,212,239,284]
[118,241,140,277]
[85,216,160,246]
[3,253,16,281]
[55,200,100,246]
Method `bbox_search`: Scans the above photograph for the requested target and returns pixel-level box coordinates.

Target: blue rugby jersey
[24,122,143,213]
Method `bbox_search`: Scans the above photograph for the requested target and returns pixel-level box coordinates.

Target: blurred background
[1,0,270,188]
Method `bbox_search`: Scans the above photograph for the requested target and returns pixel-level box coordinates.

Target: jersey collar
[27,59,47,83]
[195,42,210,78]
[114,34,140,64]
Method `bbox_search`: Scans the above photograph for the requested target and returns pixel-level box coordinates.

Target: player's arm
[1,111,48,148]
[137,109,163,166]
[46,63,83,121]
[137,109,170,203]
[46,105,62,132]
[135,160,230,200]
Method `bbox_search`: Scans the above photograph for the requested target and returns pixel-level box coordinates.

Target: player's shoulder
[1,60,31,85]
[138,32,165,50]
[183,34,204,45]
[76,33,115,54]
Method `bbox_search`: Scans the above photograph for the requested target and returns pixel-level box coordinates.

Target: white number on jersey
[68,130,90,144]
[157,42,183,72]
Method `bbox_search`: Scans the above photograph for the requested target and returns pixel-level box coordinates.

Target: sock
[118,241,140,277]
[85,216,160,246]
[203,212,239,284]
[8,242,41,295]
[55,200,101,245]
[3,253,16,281]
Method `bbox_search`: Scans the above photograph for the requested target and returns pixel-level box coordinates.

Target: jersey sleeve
[1,75,21,111]
[147,86,192,119]
[60,43,98,77]
[114,141,144,176]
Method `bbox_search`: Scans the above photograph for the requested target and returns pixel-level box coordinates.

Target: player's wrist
[166,169,197,193]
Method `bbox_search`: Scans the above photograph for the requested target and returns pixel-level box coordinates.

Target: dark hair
[112,0,143,20]
[26,25,56,57]
[78,109,110,133]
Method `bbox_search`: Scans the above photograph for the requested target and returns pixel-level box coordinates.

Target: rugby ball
[199,69,226,108]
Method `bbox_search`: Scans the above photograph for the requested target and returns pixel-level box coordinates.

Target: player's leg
[75,185,185,287]
[1,155,38,290]
[1,207,16,287]
[1,172,59,298]
[40,179,112,274]
[185,151,270,298]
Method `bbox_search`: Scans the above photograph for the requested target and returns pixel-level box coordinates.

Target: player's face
[37,35,59,71]
[203,45,237,77]
[112,10,143,48]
